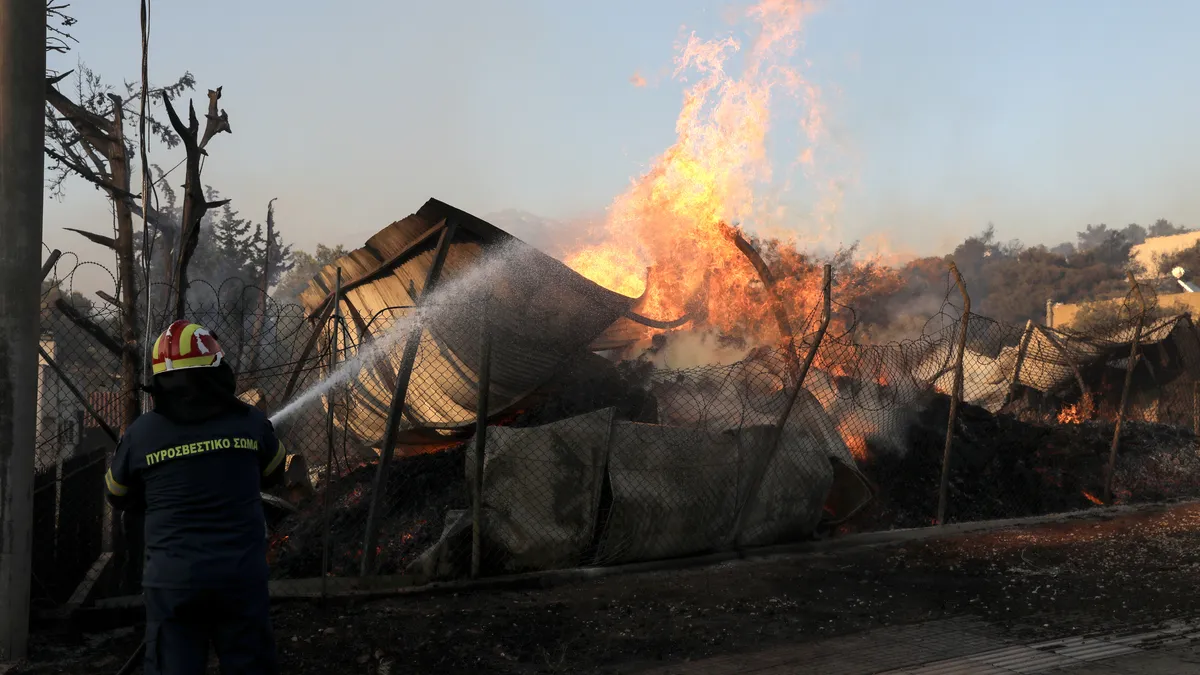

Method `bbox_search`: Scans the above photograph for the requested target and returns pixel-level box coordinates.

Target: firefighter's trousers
[143,584,278,675]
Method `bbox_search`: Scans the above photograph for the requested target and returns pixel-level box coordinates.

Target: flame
[844,434,868,462]
[1082,491,1104,506]
[1056,404,1084,425]
[564,0,847,345]
[1056,393,1095,425]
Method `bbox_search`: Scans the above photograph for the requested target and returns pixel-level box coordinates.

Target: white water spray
[269,242,523,427]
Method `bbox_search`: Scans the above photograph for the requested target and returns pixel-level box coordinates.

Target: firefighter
[104,320,285,675]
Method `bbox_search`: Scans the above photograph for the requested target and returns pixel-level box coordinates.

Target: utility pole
[0,0,47,661]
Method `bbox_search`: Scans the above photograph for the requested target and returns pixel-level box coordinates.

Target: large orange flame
[564,0,832,345]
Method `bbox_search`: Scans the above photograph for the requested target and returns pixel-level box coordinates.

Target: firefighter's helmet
[151,320,226,376]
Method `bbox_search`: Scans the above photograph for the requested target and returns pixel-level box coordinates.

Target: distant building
[1129,231,1200,277]
[1050,232,1200,329]
[36,334,84,469]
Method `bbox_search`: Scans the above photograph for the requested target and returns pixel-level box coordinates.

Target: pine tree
[247,221,295,289]
[212,203,253,279]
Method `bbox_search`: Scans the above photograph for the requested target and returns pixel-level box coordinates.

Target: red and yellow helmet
[151,320,226,376]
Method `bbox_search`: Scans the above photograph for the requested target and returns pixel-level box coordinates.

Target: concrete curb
[89,498,1194,611]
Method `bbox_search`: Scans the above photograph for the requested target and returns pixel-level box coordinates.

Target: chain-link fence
[35,259,333,611]
[32,255,1200,612]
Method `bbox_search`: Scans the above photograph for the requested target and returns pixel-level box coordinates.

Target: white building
[36,334,84,470]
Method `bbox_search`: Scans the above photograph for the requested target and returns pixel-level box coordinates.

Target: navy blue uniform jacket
[104,405,286,589]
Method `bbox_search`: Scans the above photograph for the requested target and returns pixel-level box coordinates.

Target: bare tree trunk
[245,198,277,383]
[44,84,150,594]
[162,88,231,320]
[105,95,142,431]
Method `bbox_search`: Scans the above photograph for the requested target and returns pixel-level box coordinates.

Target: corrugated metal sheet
[299,199,642,446]
[85,391,122,431]
[912,314,1200,410]
[1017,315,1191,393]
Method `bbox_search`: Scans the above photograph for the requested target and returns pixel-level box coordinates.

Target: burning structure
[268,196,1200,581]
[275,198,873,578]
[266,0,1200,579]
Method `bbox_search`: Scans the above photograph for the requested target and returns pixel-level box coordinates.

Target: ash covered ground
[16,501,1200,674]
[849,393,1200,530]
[23,385,1200,673]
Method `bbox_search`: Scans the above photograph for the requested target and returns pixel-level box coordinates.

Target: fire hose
[115,642,146,675]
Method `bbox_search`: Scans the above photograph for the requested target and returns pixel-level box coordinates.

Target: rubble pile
[267,386,1200,579]
[851,393,1200,530]
[269,446,468,578]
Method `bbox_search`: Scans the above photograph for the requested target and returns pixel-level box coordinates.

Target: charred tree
[244,198,278,382]
[162,87,231,320]
[45,80,142,430]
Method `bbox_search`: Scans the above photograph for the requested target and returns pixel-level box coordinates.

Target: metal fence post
[1104,272,1147,503]
[731,264,831,545]
[320,268,341,599]
[471,298,493,579]
[360,221,458,576]
[937,262,971,526]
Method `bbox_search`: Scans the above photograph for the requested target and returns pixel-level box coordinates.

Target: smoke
[861,287,954,343]
[484,209,605,260]
[642,330,755,370]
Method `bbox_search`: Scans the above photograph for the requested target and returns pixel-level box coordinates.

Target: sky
[44,0,1200,292]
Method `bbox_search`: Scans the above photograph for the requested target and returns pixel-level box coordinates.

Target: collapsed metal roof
[299,198,663,445]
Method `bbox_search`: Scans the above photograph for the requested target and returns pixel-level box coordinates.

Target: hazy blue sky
[45,0,1200,290]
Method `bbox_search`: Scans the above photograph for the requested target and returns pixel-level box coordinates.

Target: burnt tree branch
[162,87,231,320]
[63,227,116,250]
[42,145,138,199]
[46,79,142,429]
[720,222,798,373]
[54,298,125,357]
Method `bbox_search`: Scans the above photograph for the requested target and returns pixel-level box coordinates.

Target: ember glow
[564,0,842,345]
[1057,404,1084,425]
[1057,394,1095,425]
[843,432,869,462]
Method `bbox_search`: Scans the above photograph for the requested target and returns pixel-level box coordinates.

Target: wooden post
[40,250,62,281]
[1035,325,1090,398]
[1104,272,1147,503]
[320,268,340,600]
[360,221,458,576]
[1004,320,1034,405]
[732,264,832,544]
[937,262,971,525]
[470,299,493,579]
[0,0,46,659]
